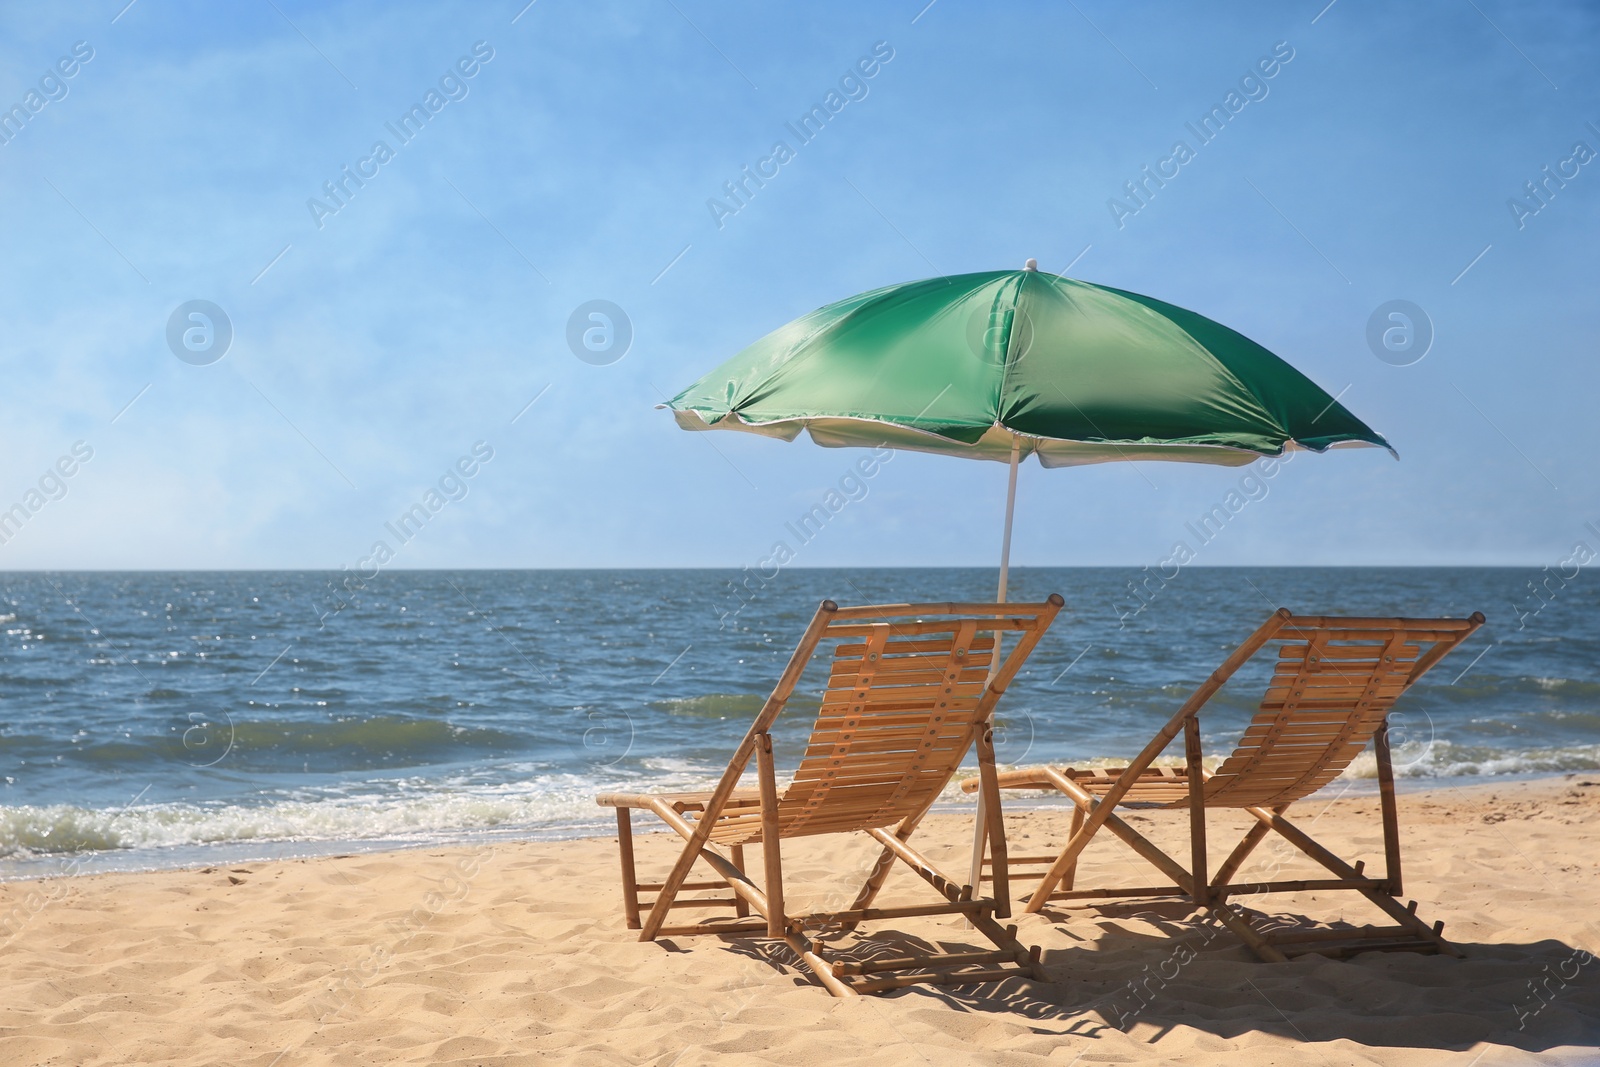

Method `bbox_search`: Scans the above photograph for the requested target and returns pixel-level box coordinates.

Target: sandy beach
[2,775,1597,1065]
[4,0,1597,1062]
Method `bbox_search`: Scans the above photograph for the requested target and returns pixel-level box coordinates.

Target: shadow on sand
[705,911,1599,1056]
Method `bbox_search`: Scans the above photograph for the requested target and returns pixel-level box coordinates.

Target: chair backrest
[1200,613,1483,809]
[706,598,1063,844]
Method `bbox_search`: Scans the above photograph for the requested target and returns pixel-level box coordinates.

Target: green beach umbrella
[667,261,1393,600]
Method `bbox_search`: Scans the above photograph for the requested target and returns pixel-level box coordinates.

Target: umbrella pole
[995,435,1021,603]
[971,435,1022,896]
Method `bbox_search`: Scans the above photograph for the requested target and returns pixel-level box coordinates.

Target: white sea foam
[5,743,1596,869]
[1342,741,1600,779]
[0,768,719,859]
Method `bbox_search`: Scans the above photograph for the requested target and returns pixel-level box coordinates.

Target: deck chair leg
[1184,716,1208,908]
[761,836,786,937]
[1373,719,1404,896]
[730,845,751,918]
[757,732,787,938]
[615,807,642,930]
[1059,806,1085,891]
[968,793,989,905]
[975,725,1010,916]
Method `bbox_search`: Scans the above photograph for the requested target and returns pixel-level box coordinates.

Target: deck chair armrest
[597,790,763,812]
[959,769,1063,793]
[596,792,653,809]
[962,766,1190,796]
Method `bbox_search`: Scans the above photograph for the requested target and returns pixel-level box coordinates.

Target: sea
[2,567,1595,881]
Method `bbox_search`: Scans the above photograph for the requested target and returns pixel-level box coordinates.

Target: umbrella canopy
[667,266,1393,468]
[666,263,1394,606]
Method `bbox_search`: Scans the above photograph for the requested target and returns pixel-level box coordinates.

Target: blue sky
[0,0,1595,569]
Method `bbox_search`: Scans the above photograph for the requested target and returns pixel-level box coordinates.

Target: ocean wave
[4,740,1597,863]
[224,716,517,757]
[647,694,765,719]
[991,743,1600,791]
[1519,675,1600,697]
[5,715,525,772]
[1342,741,1600,779]
[0,770,703,858]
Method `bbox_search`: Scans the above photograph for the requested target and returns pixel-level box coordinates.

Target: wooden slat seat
[962,607,1485,963]
[595,596,1064,997]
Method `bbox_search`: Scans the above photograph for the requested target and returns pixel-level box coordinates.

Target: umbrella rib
[995,272,1028,418]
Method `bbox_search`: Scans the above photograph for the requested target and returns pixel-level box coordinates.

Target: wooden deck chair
[962,608,1485,962]
[597,595,1064,997]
